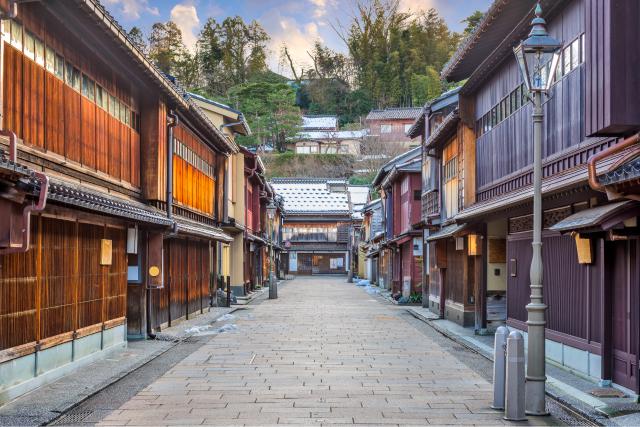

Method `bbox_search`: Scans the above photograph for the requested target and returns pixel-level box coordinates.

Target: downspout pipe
[166,111,178,221]
[0,130,49,255]
[588,133,640,193]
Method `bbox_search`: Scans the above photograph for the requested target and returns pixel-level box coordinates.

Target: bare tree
[356,135,408,176]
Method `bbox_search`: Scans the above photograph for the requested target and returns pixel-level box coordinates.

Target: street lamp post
[513,3,562,416]
[266,202,277,299]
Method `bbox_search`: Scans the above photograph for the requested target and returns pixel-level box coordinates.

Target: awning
[426,223,466,242]
[246,232,266,245]
[174,217,233,242]
[47,179,173,226]
[549,201,639,233]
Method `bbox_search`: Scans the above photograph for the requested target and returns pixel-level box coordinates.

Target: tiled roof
[599,156,640,186]
[46,179,173,226]
[550,201,638,233]
[372,146,422,187]
[406,87,461,139]
[296,130,367,140]
[366,107,423,121]
[174,216,233,242]
[425,110,460,149]
[302,115,338,130]
[271,178,351,214]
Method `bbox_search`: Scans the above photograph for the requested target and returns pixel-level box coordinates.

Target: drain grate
[50,410,93,425]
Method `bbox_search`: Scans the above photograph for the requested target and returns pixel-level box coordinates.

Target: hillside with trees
[125,0,482,178]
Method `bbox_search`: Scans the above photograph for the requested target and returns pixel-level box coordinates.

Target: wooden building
[407,88,481,326]
[360,199,384,284]
[188,94,253,298]
[271,178,352,276]
[365,107,423,150]
[438,0,640,392]
[0,1,235,401]
[372,148,423,298]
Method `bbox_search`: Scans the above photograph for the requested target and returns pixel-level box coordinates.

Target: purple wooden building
[429,0,640,393]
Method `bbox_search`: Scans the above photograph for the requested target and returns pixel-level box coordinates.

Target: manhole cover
[50,410,93,425]
[590,388,626,398]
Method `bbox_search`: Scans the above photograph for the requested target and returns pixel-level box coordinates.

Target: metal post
[226,275,231,308]
[492,326,509,410]
[268,214,277,299]
[526,91,548,416]
[505,331,526,421]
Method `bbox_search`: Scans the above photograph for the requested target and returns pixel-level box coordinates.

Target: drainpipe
[0,130,49,255]
[588,133,640,200]
[166,111,178,221]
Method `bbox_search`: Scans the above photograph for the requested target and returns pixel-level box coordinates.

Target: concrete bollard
[491,326,509,410]
[504,330,527,421]
[269,272,277,299]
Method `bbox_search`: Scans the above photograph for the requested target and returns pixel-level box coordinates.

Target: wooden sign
[575,233,593,264]
[100,239,113,265]
[489,238,506,263]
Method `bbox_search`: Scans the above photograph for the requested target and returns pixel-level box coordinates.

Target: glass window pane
[23,31,34,58]
[571,38,580,69]
[54,54,64,79]
[96,86,103,108]
[34,37,44,65]
[124,106,130,125]
[563,45,571,74]
[110,95,116,116]
[1,20,10,40]
[65,62,73,85]
[82,75,95,101]
[10,21,22,48]
[581,33,585,63]
[45,46,55,72]
[72,67,81,91]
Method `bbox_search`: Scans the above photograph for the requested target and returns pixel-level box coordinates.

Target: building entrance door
[607,240,638,392]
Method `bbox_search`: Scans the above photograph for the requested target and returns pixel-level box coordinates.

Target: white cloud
[309,0,328,18]
[259,10,323,77]
[170,3,200,52]
[103,0,159,20]
[398,0,437,14]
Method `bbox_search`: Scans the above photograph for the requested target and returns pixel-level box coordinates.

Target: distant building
[291,115,366,155]
[365,107,423,149]
[294,129,367,155]
[271,178,353,275]
[301,115,338,131]
[347,185,371,278]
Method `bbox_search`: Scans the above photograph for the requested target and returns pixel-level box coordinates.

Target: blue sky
[103,0,492,75]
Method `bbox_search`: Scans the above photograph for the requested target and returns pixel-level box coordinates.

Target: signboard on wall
[289,252,297,272]
[413,237,422,256]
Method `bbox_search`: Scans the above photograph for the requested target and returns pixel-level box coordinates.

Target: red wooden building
[372,148,423,298]
[0,0,235,401]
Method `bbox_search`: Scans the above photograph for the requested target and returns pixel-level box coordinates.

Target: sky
[103,0,492,76]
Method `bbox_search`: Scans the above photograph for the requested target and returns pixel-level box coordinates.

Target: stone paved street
[95,276,565,426]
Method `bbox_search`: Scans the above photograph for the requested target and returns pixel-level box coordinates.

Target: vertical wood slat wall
[172,123,217,216]
[0,216,126,351]
[2,8,141,188]
[149,239,210,331]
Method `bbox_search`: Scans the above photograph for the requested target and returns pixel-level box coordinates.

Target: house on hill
[291,115,366,155]
[365,107,423,150]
